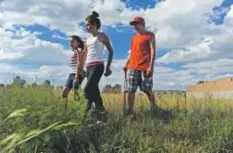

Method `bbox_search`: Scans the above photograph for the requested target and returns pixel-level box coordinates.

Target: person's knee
[144,91,156,102]
[127,88,137,95]
[128,92,135,94]
[62,88,71,98]
[62,91,68,99]
[84,86,92,97]
[127,91,136,97]
[144,90,153,96]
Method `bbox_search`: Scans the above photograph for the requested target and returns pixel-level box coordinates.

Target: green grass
[1,87,233,153]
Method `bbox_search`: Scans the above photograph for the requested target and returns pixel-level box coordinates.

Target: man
[62,35,85,109]
[123,17,156,116]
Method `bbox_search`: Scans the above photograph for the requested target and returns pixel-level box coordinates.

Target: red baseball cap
[130,17,145,26]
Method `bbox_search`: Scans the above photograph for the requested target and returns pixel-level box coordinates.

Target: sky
[0,0,233,91]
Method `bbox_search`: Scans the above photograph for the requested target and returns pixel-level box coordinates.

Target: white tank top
[86,35,105,64]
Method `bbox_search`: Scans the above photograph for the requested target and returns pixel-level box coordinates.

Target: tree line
[1,76,122,93]
[0,76,53,88]
[102,84,122,93]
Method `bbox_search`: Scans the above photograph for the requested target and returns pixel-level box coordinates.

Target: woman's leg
[62,73,74,109]
[93,84,105,111]
[62,87,71,110]
[86,64,104,110]
[83,67,94,112]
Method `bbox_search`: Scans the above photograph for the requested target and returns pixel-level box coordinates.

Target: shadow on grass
[138,107,174,123]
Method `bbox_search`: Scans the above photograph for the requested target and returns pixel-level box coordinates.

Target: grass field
[1,87,233,153]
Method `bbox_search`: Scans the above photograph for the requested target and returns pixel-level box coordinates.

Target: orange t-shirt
[127,32,154,71]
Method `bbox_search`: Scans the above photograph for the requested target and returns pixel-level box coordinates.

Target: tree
[197,80,205,84]
[102,84,122,93]
[102,84,112,93]
[112,84,122,93]
[11,76,26,88]
[31,83,38,88]
[43,80,51,87]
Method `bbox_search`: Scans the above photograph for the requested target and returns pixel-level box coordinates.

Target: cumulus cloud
[183,58,233,76]
[224,4,233,26]
[157,37,214,64]
[156,0,233,64]
[0,63,70,85]
[51,34,68,40]
[0,0,233,90]
[0,0,228,47]
[0,0,89,35]
[1,0,232,50]
[0,26,71,65]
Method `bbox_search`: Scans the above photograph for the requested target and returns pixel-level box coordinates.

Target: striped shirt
[70,48,82,73]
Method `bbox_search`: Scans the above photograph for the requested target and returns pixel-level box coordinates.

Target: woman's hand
[104,67,112,77]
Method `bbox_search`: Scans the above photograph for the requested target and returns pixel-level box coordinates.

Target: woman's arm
[76,44,87,79]
[99,33,113,74]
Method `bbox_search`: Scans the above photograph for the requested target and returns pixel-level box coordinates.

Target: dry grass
[1,87,233,153]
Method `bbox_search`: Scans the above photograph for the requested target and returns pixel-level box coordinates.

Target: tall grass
[1,87,233,153]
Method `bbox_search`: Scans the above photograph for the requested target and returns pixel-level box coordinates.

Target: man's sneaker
[126,110,136,120]
[91,109,108,122]
[98,110,108,122]
[149,107,157,118]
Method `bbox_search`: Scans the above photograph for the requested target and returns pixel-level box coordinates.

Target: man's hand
[104,67,112,77]
[123,66,127,73]
[146,66,153,77]
[123,66,127,78]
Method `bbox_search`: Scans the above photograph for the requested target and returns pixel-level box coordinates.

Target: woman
[62,35,85,109]
[82,11,113,116]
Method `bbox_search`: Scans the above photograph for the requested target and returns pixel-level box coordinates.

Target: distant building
[186,77,233,99]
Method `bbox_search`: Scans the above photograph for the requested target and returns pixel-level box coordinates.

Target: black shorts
[65,73,84,89]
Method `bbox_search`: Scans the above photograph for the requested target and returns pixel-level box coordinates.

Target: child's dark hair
[71,35,84,50]
[85,11,101,29]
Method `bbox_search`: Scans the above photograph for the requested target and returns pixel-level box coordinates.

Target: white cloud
[154,58,233,90]
[183,58,233,75]
[157,37,214,64]
[0,0,233,90]
[0,63,19,73]
[0,26,72,65]
[224,4,233,26]
[0,0,231,50]
[0,0,89,35]
[1,57,233,91]
[52,34,68,40]
[156,1,233,64]
[0,48,24,60]
[0,63,70,85]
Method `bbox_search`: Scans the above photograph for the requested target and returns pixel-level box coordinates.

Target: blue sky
[123,0,157,9]
[0,0,233,90]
